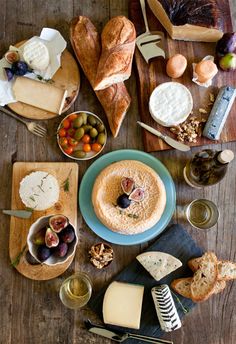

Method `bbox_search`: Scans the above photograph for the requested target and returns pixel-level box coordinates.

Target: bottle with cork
[183,149,234,188]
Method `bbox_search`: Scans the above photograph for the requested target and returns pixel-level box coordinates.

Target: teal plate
[79,149,176,245]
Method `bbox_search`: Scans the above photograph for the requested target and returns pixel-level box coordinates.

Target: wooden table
[0,1,235,343]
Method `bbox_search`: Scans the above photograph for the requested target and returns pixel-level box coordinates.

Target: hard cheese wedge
[136,251,182,281]
[12,77,67,114]
[103,281,144,329]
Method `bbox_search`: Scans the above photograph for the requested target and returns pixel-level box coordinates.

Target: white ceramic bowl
[27,215,78,266]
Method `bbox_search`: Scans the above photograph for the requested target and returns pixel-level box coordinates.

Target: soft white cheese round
[149,82,193,127]
[19,171,59,211]
[23,38,50,71]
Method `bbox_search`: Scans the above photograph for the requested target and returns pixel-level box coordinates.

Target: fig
[4,68,14,81]
[219,53,236,71]
[49,215,69,233]
[4,51,20,64]
[33,227,46,245]
[117,194,131,209]
[45,227,59,248]
[216,32,236,56]
[25,251,40,265]
[37,245,51,262]
[59,225,75,244]
[12,61,29,76]
[54,242,68,258]
[121,177,135,195]
[129,188,145,202]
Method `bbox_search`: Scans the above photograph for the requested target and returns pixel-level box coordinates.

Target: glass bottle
[183,149,234,188]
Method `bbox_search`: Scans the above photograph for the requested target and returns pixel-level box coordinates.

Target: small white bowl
[27,215,78,266]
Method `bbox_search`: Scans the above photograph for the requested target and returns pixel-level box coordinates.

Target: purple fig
[4,68,14,81]
[121,177,135,195]
[129,188,145,202]
[216,32,236,56]
[117,194,131,209]
[219,53,236,71]
[60,225,75,244]
[49,215,69,233]
[45,227,59,248]
[37,245,51,262]
[54,242,68,258]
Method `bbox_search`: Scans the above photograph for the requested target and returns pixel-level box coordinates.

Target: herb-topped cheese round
[149,82,193,127]
[92,160,166,235]
[19,171,59,211]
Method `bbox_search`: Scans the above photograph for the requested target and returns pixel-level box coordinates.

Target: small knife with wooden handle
[137,121,190,152]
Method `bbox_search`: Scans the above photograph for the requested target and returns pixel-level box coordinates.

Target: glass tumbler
[59,272,92,309]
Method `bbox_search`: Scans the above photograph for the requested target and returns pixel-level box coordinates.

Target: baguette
[190,252,218,302]
[94,16,136,90]
[70,16,131,137]
[188,257,236,281]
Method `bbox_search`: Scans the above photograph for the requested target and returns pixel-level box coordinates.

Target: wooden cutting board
[129,0,235,152]
[89,224,204,343]
[9,162,79,280]
[8,42,80,120]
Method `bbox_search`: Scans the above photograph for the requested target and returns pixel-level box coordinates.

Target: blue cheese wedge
[151,285,181,332]
[23,38,50,71]
[19,171,59,211]
[136,251,182,281]
[203,86,236,140]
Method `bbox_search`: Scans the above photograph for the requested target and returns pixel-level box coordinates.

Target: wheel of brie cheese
[92,160,166,235]
[23,38,50,71]
[149,82,193,127]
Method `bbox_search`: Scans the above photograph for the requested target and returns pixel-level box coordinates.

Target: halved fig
[129,188,145,202]
[121,177,135,195]
[49,215,69,233]
[4,51,20,64]
[45,227,59,248]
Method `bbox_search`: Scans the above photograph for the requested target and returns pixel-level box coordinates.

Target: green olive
[88,115,97,126]
[73,150,86,159]
[90,128,98,138]
[97,133,106,145]
[82,124,93,133]
[97,123,105,133]
[74,128,85,141]
[81,112,88,125]
[73,116,84,128]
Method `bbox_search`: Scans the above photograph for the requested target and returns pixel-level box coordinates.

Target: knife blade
[2,209,32,219]
[137,121,190,152]
[85,320,173,344]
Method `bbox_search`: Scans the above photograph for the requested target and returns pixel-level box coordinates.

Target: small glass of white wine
[185,199,219,230]
[59,272,92,309]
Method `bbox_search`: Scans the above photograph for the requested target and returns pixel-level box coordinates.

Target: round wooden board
[8,42,80,120]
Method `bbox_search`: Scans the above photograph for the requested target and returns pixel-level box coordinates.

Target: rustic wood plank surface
[0,1,235,344]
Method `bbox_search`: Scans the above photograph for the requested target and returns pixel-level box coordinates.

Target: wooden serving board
[129,0,236,152]
[8,42,80,120]
[9,162,79,280]
[89,224,204,343]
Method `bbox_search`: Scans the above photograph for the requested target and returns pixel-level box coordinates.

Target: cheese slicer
[85,320,173,344]
[136,0,165,63]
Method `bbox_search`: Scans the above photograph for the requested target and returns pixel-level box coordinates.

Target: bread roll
[70,16,131,137]
[94,16,136,90]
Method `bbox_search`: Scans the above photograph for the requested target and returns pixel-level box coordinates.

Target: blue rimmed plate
[79,149,176,245]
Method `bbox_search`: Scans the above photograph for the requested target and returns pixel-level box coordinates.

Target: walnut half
[89,243,114,269]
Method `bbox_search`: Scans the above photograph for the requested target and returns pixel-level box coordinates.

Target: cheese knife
[85,320,173,344]
[2,209,32,219]
[137,121,190,152]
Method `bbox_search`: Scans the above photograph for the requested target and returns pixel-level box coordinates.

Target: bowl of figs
[27,214,78,266]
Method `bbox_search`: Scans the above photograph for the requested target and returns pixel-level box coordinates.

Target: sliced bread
[190,252,218,302]
[188,257,236,281]
[212,280,226,295]
[171,277,192,299]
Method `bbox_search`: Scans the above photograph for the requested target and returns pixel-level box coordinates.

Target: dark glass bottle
[183,149,234,187]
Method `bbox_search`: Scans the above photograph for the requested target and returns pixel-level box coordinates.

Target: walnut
[170,116,206,143]
[89,243,114,269]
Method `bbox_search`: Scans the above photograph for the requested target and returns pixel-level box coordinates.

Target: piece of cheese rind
[151,285,181,332]
[136,251,182,281]
[103,281,144,330]
[12,77,67,114]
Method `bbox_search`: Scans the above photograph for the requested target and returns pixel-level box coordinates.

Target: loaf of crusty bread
[94,16,136,90]
[70,16,131,137]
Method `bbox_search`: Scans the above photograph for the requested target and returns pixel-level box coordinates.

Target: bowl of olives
[27,214,78,266]
[57,111,107,160]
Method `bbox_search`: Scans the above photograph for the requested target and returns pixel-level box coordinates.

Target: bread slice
[171,277,192,299]
[190,252,218,302]
[188,257,236,281]
[171,278,226,301]
[136,251,182,281]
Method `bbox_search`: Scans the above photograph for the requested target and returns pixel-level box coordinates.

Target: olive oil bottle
[183,149,234,188]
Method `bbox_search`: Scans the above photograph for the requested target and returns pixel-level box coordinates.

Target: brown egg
[166,54,187,78]
[195,60,218,83]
